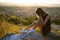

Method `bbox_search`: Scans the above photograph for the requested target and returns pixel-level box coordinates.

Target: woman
[25,8,51,37]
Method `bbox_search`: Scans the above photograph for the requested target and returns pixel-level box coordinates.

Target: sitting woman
[25,8,51,37]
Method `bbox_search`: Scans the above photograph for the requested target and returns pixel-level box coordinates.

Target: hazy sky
[0,0,60,6]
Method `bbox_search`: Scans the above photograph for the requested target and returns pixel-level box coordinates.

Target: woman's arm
[35,15,49,27]
[25,15,49,30]
[33,17,43,29]
[25,21,37,30]
[33,15,49,32]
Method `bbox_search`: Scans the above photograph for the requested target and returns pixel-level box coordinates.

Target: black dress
[41,14,51,37]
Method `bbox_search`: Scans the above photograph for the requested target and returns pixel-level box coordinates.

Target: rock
[1,32,60,40]
[0,33,14,40]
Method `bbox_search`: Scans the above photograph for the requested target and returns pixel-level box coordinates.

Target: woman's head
[36,8,45,16]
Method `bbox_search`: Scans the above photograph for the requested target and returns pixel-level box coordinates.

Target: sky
[0,0,60,6]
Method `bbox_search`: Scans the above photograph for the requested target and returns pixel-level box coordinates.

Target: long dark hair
[36,8,46,16]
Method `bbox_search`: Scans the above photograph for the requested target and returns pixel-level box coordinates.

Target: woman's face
[37,13,42,16]
[36,13,41,18]
[36,14,39,18]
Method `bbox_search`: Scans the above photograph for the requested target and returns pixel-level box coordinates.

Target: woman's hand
[29,29,35,33]
[20,29,27,33]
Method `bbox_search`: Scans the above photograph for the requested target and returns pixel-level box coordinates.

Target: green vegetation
[0,6,60,38]
[21,16,37,26]
[8,18,21,25]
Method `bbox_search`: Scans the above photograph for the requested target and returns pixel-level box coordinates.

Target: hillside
[0,6,60,39]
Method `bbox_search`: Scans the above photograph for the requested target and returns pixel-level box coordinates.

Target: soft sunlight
[0,0,60,6]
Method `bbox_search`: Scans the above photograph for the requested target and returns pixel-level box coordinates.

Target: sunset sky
[0,0,60,6]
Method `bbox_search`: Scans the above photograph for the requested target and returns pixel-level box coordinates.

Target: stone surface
[1,32,60,40]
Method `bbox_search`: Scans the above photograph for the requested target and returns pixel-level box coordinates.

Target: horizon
[0,0,60,7]
[0,2,60,7]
